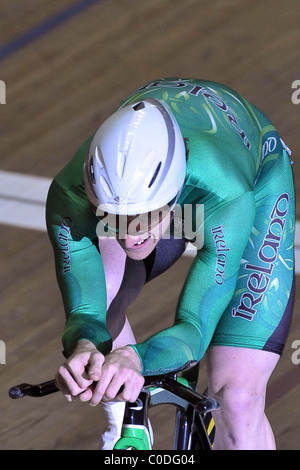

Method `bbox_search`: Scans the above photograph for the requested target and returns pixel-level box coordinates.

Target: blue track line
[0,0,102,62]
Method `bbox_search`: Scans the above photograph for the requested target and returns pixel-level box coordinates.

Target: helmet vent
[148,161,162,188]
[89,157,96,184]
[95,145,105,168]
[99,175,114,198]
[116,151,126,179]
[132,102,145,111]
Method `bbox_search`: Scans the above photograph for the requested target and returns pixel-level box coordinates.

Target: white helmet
[84,98,186,215]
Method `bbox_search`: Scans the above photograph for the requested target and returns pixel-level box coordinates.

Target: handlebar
[9,373,219,414]
[144,373,220,413]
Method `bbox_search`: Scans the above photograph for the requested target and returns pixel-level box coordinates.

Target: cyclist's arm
[46,179,111,358]
[132,191,256,375]
[46,180,145,403]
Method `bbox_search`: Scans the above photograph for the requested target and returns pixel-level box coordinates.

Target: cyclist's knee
[207,347,279,417]
[215,381,266,419]
[209,382,273,449]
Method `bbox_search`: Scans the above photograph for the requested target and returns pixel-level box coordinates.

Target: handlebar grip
[9,383,31,399]
[9,380,58,399]
[196,397,220,413]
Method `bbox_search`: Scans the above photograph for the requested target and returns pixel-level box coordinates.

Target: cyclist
[46,78,295,450]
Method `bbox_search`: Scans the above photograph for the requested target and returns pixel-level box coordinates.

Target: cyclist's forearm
[131,320,202,376]
[62,313,112,357]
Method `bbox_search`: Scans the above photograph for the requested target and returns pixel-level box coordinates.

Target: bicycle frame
[114,373,219,450]
[8,373,219,450]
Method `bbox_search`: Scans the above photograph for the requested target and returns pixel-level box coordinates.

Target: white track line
[0,170,299,273]
[0,170,50,231]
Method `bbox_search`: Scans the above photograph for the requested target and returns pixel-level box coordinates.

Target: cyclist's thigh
[211,147,295,354]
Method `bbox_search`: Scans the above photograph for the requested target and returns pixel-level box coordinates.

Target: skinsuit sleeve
[46,143,112,357]
[132,191,256,375]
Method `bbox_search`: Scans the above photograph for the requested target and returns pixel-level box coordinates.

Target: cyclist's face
[97,213,171,262]
[96,204,174,259]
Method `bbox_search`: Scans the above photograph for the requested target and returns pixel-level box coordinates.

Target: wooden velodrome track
[1,0,300,450]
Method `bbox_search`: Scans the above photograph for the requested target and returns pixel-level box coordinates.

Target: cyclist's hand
[55,339,104,403]
[90,346,144,406]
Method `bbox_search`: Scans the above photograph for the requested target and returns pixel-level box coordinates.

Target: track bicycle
[9,367,219,450]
